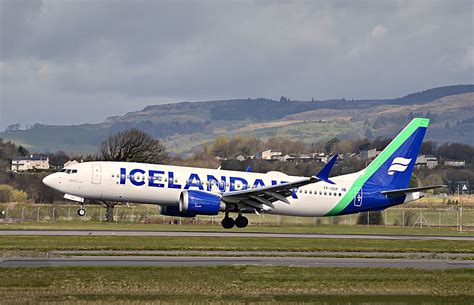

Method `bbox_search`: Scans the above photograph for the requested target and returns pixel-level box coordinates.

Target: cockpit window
[60,169,78,174]
[71,169,77,174]
[65,169,72,174]
[59,169,67,172]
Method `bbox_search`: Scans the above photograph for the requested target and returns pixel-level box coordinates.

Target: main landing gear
[221,212,248,229]
[77,206,86,217]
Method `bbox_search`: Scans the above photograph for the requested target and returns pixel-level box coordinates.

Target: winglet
[315,154,338,184]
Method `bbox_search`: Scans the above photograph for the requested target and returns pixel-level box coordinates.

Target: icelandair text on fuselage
[119,168,289,192]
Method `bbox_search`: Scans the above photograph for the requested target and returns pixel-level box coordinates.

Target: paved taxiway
[2,229,473,241]
[1,255,472,269]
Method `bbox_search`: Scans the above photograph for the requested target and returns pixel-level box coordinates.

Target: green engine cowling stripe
[325,118,429,216]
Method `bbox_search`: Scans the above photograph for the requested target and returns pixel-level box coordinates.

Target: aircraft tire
[235,216,249,228]
[221,217,234,229]
[77,208,86,217]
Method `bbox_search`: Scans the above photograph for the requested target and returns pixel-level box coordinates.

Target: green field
[0,235,472,253]
[0,267,472,304]
[1,220,472,236]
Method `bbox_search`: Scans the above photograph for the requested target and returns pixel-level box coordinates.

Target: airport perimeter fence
[0,203,473,229]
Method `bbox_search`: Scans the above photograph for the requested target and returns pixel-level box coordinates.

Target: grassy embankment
[0,267,472,304]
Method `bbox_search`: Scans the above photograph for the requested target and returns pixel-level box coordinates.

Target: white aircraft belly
[268,196,339,217]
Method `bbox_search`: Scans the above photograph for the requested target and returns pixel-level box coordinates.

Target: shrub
[0,184,28,203]
[12,189,28,202]
[357,211,384,225]
[0,184,13,202]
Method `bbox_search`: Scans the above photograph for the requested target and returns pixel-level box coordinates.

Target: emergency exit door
[92,164,102,184]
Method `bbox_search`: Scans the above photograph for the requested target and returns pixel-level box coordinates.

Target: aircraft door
[92,164,102,184]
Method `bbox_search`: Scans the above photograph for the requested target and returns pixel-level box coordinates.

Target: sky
[1,0,473,130]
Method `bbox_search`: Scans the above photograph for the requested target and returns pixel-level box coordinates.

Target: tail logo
[387,157,412,176]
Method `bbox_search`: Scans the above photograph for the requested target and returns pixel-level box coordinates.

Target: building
[444,160,466,168]
[255,149,271,160]
[298,154,311,162]
[270,151,282,158]
[272,154,292,162]
[359,148,378,160]
[235,155,246,162]
[11,155,49,171]
[63,160,79,168]
[255,150,285,160]
[416,155,438,169]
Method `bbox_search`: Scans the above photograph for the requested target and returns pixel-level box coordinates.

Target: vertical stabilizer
[326,118,429,215]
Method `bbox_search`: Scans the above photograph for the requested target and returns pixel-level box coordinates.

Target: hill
[1,85,473,154]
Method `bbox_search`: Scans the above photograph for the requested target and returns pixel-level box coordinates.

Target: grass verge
[0,235,473,253]
[1,221,472,236]
[0,266,472,304]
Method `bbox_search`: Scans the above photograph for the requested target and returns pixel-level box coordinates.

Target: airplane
[42,118,444,229]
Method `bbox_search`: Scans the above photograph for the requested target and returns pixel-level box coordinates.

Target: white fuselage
[43,161,361,217]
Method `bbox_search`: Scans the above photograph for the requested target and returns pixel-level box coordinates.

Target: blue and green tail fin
[363,118,429,190]
[326,118,429,216]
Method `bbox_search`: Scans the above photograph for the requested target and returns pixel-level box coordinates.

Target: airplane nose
[42,174,55,188]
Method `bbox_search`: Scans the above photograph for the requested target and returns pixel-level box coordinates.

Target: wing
[221,155,338,210]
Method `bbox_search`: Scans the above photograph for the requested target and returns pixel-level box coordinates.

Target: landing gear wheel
[221,217,235,229]
[235,216,249,228]
[77,208,86,217]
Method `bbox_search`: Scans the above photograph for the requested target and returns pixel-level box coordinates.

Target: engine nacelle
[160,205,197,218]
[179,190,224,215]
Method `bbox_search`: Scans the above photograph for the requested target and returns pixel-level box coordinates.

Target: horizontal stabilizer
[315,154,337,184]
[381,185,446,197]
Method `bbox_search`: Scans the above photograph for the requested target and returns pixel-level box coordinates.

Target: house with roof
[11,155,49,171]
[416,155,439,169]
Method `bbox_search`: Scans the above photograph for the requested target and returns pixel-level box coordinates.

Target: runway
[1,255,472,269]
[47,250,474,258]
[2,230,473,269]
[2,229,473,241]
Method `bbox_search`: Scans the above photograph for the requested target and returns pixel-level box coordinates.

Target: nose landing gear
[77,206,86,217]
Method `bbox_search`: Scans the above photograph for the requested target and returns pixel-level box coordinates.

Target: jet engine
[179,190,225,215]
[160,205,196,218]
